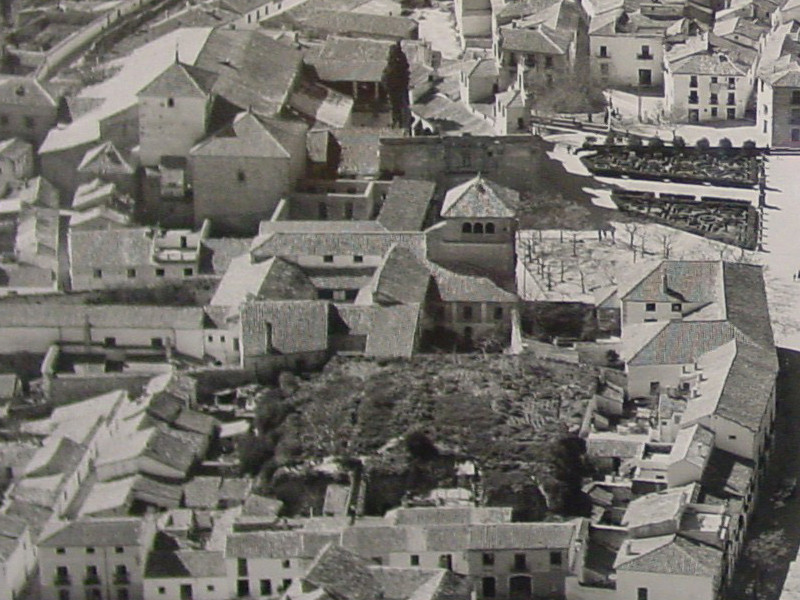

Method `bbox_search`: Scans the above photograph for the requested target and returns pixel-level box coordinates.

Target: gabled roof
[39,518,143,548]
[251,230,426,261]
[621,261,723,304]
[77,141,135,175]
[428,262,518,303]
[376,178,436,232]
[621,483,696,530]
[666,36,751,75]
[441,174,520,219]
[722,263,775,351]
[495,0,562,24]
[240,299,329,355]
[307,36,395,83]
[145,550,227,578]
[365,304,422,358]
[0,302,204,329]
[143,429,197,475]
[616,535,723,577]
[626,320,740,366]
[69,227,153,269]
[372,245,430,305]
[226,531,305,558]
[0,76,57,107]
[192,112,307,158]
[463,58,500,79]
[304,544,383,600]
[193,28,303,116]
[290,80,354,129]
[500,25,572,55]
[137,61,217,99]
[210,254,317,307]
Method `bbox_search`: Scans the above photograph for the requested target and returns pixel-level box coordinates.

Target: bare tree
[638,230,648,256]
[658,231,675,259]
[623,222,639,250]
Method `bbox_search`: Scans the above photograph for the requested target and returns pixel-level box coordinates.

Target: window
[764,104,769,115]
[728,77,736,89]
[155,268,165,277]
[261,579,272,596]
[462,305,473,321]
[462,222,472,234]
[207,587,215,593]
[56,547,66,554]
[671,303,682,312]
[24,116,34,129]
[372,557,383,565]
[485,222,495,234]
[56,566,69,584]
[792,108,800,124]
[690,75,698,88]
[117,589,129,600]
[344,202,354,220]
[281,579,292,591]
[514,553,527,571]
[639,45,651,59]
[93,268,103,279]
[727,92,735,105]
[599,45,608,58]
[183,267,193,277]
[689,109,699,122]
[711,107,718,118]
[318,202,328,220]
[237,170,246,183]
[282,559,291,569]
[105,337,116,347]
[354,255,363,263]
[238,558,248,577]
[793,129,800,142]
[473,222,484,234]
[688,91,699,104]
[727,107,736,119]
[711,77,718,83]
[482,577,496,597]
[709,93,718,105]
[645,303,656,312]
[600,63,609,75]
[494,306,503,320]
[59,591,70,600]
[167,98,175,107]
[126,268,136,278]
[220,336,226,343]
[729,435,737,440]
[545,56,553,68]
[793,90,800,104]
[550,551,562,566]
[482,552,495,566]
[410,555,420,566]
[159,588,166,594]
[638,588,648,600]
[85,565,99,584]
[438,554,453,570]
[323,255,334,263]
[115,547,124,554]
[233,337,240,351]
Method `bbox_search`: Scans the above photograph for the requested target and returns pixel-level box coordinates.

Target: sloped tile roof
[211,254,317,307]
[0,76,57,107]
[251,231,426,260]
[467,521,578,549]
[226,531,305,558]
[77,141,135,175]
[616,535,723,577]
[716,340,778,432]
[387,506,512,526]
[373,245,430,304]
[441,174,520,218]
[138,61,217,99]
[376,178,437,232]
[290,80,354,129]
[183,476,221,509]
[25,437,85,478]
[307,36,395,82]
[627,320,739,366]
[192,112,307,158]
[365,304,421,357]
[143,429,197,475]
[146,550,227,578]
[341,526,410,557]
[500,25,572,55]
[39,518,143,548]
[428,262,518,303]
[622,261,723,304]
[722,263,775,352]
[131,475,183,508]
[304,544,383,600]
[0,302,204,329]
[700,448,754,499]
[302,10,418,39]
[69,227,153,270]
[240,299,329,355]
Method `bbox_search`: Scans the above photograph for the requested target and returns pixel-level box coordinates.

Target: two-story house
[38,517,157,600]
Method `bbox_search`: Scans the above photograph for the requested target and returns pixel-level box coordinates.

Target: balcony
[84,575,101,586]
[597,51,610,58]
[688,95,699,105]
[53,574,71,586]
[637,52,653,60]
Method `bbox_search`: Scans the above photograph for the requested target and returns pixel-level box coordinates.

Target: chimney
[661,269,668,293]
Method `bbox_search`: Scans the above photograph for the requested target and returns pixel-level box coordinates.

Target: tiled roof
[25,437,86,478]
[500,25,572,55]
[0,76,57,107]
[0,302,204,329]
[131,475,183,509]
[0,514,27,561]
[191,112,307,158]
[240,299,329,355]
[621,484,695,530]
[376,178,437,232]
[78,476,135,517]
[463,58,500,80]
[202,237,254,275]
[467,521,578,549]
[670,424,714,469]
[193,29,303,116]
[307,36,395,82]
[39,518,143,548]
[242,493,283,516]
[586,436,646,459]
[341,526,409,557]
[173,408,217,436]
[138,61,217,99]
[251,230,426,260]
[441,174,520,218]
[700,448,754,499]
[722,263,775,352]
[428,262,518,303]
[616,535,723,577]
[211,254,317,307]
[304,544,383,600]
[145,550,227,578]
[183,476,221,509]
[626,320,739,366]
[143,429,197,475]
[370,568,444,600]
[333,127,403,177]
[290,80,354,129]
[220,477,252,501]
[365,304,421,357]
[716,340,778,432]
[496,0,562,24]
[622,261,723,304]
[69,227,153,269]
[387,506,512,526]
[226,531,305,558]
[373,245,430,304]
[4,500,53,538]
[302,10,418,39]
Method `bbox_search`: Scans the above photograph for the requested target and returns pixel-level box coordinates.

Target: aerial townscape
[4,0,800,599]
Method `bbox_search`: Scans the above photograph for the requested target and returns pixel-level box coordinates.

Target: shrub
[648,136,664,148]
[605,132,616,145]
[627,135,642,147]
[743,139,758,156]
[405,430,439,461]
[672,135,686,148]
[719,137,734,157]
[696,137,711,151]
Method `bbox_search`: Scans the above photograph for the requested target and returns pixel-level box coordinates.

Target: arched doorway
[509,576,532,600]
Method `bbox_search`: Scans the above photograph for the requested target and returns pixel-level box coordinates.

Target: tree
[658,231,675,259]
[696,137,711,151]
[550,435,591,516]
[719,137,734,157]
[672,135,686,149]
[405,430,439,461]
[627,135,642,147]
[648,136,664,149]
[623,222,639,249]
[237,433,275,476]
[383,42,411,130]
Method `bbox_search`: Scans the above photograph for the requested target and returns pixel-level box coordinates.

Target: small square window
[282,559,291,569]
[237,170,246,183]
[126,268,136,278]
[353,255,364,263]
[671,303,682,312]
[711,77,718,83]
[221,336,226,343]
[93,269,102,279]
[167,98,175,107]
[482,552,494,566]
[323,255,334,263]
[207,586,215,592]
[410,555,420,566]
[155,268,165,277]
[183,267,193,277]
[645,303,656,312]
[115,547,124,554]
[493,306,503,320]
[56,547,66,554]
[0,114,8,126]
[86,547,95,554]
[550,551,562,566]
[24,116,34,129]
[158,588,165,595]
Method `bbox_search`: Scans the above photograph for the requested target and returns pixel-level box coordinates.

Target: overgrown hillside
[245,355,598,519]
